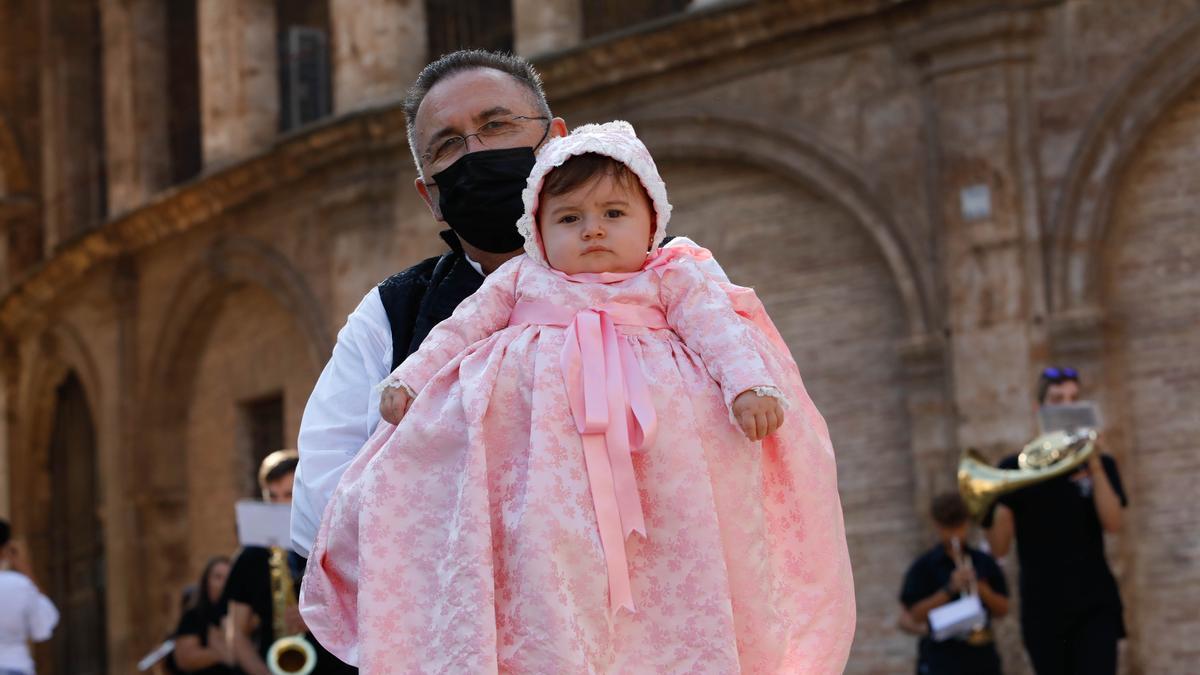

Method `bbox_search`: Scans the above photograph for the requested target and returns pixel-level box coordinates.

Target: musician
[984,366,1128,675]
[222,451,354,675]
[899,493,1009,675]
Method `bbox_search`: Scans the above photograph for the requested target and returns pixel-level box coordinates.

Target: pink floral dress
[299,122,855,674]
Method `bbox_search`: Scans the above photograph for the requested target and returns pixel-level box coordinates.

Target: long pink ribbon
[510,300,665,614]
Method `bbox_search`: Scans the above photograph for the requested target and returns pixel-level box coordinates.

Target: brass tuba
[266,546,317,675]
[958,428,1097,520]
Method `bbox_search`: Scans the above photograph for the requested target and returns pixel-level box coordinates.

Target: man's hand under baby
[732,390,785,441]
[380,385,413,425]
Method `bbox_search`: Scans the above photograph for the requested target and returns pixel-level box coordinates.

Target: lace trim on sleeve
[728,385,790,428]
[374,376,416,398]
[750,385,788,407]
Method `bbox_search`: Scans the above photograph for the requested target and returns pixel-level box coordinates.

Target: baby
[301,121,855,673]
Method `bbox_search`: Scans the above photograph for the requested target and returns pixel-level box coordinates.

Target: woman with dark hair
[0,518,58,675]
[171,556,235,674]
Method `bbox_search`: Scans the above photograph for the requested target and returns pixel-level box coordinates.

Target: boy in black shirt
[223,450,355,675]
[983,367,1127,675]
[900,493,1009,675]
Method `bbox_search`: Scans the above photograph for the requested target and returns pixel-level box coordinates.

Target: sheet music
[929,595,986,642]
[1038,401,1102,434]
[137,639,174,671]
[235,500,292,549]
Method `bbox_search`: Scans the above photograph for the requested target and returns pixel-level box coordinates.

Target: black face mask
[431,146,537,254]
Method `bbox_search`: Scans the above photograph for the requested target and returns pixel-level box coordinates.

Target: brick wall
[183,284,321,575]
[1101,77,1200,674]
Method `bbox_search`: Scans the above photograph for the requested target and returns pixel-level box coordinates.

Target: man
[984,366,1128,675]
[899,493,1009,675]
[290,49,719,560]
[224,450,354,675]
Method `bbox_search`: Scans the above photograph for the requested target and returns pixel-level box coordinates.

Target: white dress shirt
[291,237,726,556]
[0,570,59,674]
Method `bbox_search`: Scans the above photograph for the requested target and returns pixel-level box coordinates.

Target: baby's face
[538,173,654,275]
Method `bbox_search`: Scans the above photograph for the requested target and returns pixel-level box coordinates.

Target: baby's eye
[559,214,579,224]
[604,209,625,218]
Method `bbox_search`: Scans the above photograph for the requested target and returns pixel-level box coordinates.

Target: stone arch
[8,318,110,672]
[136,235,329,627]
[145,235,332,411]
[140,233,330,505]
[1095,70,1200,674]
[12,319,106,516]
[629,113,933,339]
[13,319,107,517]
[1049,13,1200,316]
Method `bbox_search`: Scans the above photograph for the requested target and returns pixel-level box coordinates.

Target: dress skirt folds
[300,250,855,674]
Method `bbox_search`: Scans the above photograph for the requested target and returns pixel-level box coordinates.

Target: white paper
[235,500,293,549]
[1038,401,1102,434]
[929,594,986,642]
[137,639,174,671]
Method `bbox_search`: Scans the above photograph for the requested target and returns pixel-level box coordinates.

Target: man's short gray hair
[404,50,552,176]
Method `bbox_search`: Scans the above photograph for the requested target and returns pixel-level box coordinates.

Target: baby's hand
[732,390,785,441]
[380,385,413,425]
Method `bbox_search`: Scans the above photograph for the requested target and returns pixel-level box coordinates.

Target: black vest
[377,230,484,370]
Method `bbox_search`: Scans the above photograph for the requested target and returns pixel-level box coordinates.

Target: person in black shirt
[900,493,1009,675]
[984,366,1127,675]
[171,556,235,674]
[224,450,354,675]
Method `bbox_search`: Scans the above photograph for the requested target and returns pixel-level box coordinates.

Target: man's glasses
[422,114,550,170]
[1041,366,1079,383]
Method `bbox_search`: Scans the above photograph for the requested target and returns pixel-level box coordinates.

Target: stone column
[907,15,1051,671]
[39,0,109,252]
[330,0,427,113]
[513,0,582,56]
[198,0,278,166]
[905,10,1048,462]
[96,257,140,672]
[898,334,957,522]
[100,0,171,214]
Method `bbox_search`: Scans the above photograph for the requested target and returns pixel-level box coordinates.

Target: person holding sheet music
[899,493,1009,675]
[983,367,1128,675]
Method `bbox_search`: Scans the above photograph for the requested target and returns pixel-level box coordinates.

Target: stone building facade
[1,0,1198,672]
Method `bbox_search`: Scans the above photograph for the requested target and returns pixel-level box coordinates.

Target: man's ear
[549,117,569,140]
[415,177,445,221]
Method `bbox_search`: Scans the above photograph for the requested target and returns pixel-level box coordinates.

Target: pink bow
[510,300,665,614]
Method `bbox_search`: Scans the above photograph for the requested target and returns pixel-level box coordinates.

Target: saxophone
[266,546,316,675]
